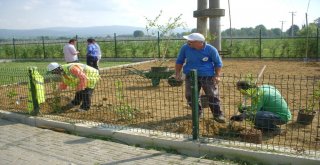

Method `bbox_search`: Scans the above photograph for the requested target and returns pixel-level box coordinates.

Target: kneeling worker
[231,81,292,132]
[47,62,100,112]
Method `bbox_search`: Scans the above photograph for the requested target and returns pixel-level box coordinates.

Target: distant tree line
[0,18,319,42]
[132,17,320,38]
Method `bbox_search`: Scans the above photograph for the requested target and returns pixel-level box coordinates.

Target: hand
[230,113,245,121]
[213,76,220,84]
[175,73,182,81]
[238,106,248,113]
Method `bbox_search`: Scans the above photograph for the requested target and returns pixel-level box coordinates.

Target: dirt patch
[1,59,320,152]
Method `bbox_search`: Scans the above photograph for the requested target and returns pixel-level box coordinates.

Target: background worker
[63,39,80,63]
[93,39,102,68]
[86,38,99,70]
[47,62,100,112]
[175,33,225,123]
[231,81,292,132]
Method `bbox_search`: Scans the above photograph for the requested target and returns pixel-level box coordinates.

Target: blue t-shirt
[176,43,223,77]
[87,43,98,58]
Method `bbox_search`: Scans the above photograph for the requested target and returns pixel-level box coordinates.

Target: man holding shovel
[231,80,292,133]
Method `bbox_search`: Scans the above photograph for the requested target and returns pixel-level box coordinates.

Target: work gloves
[230,112,247,121]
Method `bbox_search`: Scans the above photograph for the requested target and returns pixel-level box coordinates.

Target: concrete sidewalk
[0,118,231,165]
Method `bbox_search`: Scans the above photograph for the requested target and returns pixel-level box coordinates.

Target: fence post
[157,31,160,58]
[190,69,199,140]
[114,33,118,58]
[317,28,319,61]
[259,29,262,59]
[13,38,16,59]
[28,68,39,116]
[42,36,46,59]
[75,35,78,49]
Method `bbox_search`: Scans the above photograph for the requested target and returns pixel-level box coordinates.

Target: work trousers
[71,88,94,110]
[185,76,222,116]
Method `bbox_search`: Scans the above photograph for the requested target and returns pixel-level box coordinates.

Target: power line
[306,0,311,13]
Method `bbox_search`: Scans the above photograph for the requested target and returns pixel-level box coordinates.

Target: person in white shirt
[63,39,80,63]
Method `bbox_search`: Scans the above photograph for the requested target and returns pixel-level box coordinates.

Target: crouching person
[231,81,292,133]
[47,62,100,112]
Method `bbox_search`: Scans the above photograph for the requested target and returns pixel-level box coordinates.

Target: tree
[133,30,144,37]
[255,25,267,37]
[191,28,197,33]
[314,17,320,28]
[145,10,186,59]
[298,23,318,37]
[270,28,282,37]
[286,25,300,37]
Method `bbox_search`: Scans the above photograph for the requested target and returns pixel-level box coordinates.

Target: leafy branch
[145,10,186,60]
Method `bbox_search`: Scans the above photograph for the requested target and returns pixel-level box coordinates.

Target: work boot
[255,126,282,136]
[214,115,226,123]
[199,112,204,119]
[61,102,76,111]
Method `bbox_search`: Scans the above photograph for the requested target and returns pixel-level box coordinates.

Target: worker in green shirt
[231,81,292,132]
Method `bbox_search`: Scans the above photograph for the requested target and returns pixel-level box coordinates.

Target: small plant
[238,73,259,113]
[49,78,62,113]
[300,81,320,114]
[114,80,140,120]
[7,89,17,99]
[6,89,17,104]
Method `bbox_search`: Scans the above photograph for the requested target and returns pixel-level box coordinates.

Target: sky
[0,0,319,31]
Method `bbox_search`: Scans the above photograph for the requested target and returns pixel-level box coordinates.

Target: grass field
[0,60,132,85]
[0,60,131,70]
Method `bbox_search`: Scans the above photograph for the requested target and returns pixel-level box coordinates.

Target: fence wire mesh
[0,62,319,157]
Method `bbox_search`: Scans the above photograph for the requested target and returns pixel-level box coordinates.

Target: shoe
[255,126,282,135]
[214,115,226,123]
[61,102,75,111]
[265,127,282,135]
[230,113,246,121]
[199,112,204,119]
[77,108,87,112]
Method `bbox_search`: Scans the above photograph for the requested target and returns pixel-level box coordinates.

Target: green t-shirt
[252,85,291,122]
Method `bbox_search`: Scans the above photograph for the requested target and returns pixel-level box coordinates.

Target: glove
[238,106,249,113]
[230,113,246,121]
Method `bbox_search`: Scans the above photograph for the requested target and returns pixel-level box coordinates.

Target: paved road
[0,118,233,165]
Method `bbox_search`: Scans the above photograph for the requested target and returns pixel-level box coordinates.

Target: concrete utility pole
[289,11,296,37]
[193,0,225,50]
[280,20,285,38]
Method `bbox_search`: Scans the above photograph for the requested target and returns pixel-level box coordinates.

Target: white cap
[183,33,205,42]
[47,62,60,71]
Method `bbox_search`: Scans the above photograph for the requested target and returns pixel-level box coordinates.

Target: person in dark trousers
[86,38,99,70]
[175,33,225,123]
[231,81,292,133]
[47,62,100,112]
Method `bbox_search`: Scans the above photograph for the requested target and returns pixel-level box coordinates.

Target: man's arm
[70,66,88,91]
[70,45,79,55]
[175,64,183,80]
[213,67,222,84]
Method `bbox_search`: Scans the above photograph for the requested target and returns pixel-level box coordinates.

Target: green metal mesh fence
[0,62,319,157]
